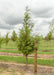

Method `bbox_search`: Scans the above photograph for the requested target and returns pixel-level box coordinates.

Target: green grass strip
[0,50,22,53]
[0,50,54,54]
[0,56,54,66]
[38,48,54,51]
[37,51,54,54]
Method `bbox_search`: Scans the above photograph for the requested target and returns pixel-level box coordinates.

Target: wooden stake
[34,40,37,73]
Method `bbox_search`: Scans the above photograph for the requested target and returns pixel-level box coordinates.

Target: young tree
[11,30,17,41]
[17,6,34,66]
[5,33,9,45]
[49,19,54,40]
[0,34,3,48]
[49,19,54,33]
[49,19,54,38]
[45,31,52,41]
[47,31,52,40]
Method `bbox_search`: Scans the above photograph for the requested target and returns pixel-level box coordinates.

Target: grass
[0,50,22,53]
[1,40,54,48]
[1,40,54,50]
[38,40,54,51]
[0,50,54,54]
[37,51,54,54]
[38,48,54,51]
[0,40,54,55]
[1,40,17,49]
[0,56,54,66]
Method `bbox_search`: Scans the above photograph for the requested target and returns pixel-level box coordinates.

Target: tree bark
[34,41,37,73]
[26,55,28,68]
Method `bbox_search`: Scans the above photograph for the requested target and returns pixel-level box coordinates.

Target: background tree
[0,34,3,48]
[45,31,52,41]
[49,19,54,38]
[48,31,52,40]
[35,34,43,41]
[49,19,54,33]
[17,6,34,66]
[49,19,54,40]
[11,30,17,41]
[5,33,9,45]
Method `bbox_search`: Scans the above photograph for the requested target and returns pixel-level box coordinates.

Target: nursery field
[0,40,54,54]
[0,56,54,66]
[0,40,54,64]
[0,40,54,74]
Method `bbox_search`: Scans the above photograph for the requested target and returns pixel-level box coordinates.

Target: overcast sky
[0,0,54,37]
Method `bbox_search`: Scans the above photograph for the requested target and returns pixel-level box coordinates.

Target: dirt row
[0,61,54,74]
[0,52,54,59]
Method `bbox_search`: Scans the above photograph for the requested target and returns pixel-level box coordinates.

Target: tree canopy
[17,6,34,65]
[11,30,17,41]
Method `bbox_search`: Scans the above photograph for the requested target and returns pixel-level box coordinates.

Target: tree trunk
[34,41,37,73]
[0,45,1,48]
[26,55,28,68]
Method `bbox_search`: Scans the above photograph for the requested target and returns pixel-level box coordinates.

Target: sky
[0,0,54,37]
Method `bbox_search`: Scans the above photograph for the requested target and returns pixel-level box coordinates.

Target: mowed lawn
[0,40,54,54]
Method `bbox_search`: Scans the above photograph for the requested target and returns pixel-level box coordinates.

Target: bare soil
[41,50,54,52]
[0,62,54,74]
[0,52,54,59]
[0,52,54,74]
